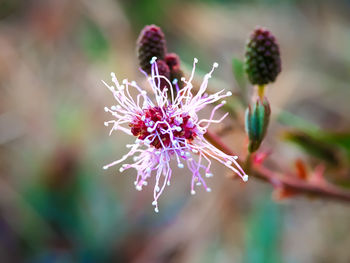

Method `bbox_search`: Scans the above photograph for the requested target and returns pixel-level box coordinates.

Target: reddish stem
[205,130,350,203]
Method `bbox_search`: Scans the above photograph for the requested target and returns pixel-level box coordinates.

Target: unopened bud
[165,53,184,90]
[245,97,271,152]
[137,25,167,73]
[245,27,281,85]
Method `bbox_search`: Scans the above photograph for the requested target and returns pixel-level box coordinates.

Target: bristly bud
[165,53,184,89]
[245,96,271,153]
[245,27,281,85]
[137,25,167,73]
[165,53,181,71]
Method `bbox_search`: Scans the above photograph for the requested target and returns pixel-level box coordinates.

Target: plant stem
[204,130,350,203]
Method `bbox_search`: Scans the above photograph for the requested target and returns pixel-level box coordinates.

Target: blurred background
[1,0,350,262]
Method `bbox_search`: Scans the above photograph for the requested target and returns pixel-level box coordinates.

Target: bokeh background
[1,0,350,262]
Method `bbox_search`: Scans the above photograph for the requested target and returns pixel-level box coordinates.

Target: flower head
[103,57,248,212]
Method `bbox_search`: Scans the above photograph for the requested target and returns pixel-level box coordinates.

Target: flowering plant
[103,57,248,212]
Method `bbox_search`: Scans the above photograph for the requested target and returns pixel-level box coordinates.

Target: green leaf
[232,57,248,105]
[284,131,341,166]
[243,196,283,263]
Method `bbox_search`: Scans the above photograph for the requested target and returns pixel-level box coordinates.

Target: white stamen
[178,163,184,168]
[243,175,249,182]
[150,56,157,64]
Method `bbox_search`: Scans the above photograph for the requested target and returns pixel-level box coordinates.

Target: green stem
[258,84,266,99]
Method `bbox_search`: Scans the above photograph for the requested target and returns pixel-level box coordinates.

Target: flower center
[129,106,197,149]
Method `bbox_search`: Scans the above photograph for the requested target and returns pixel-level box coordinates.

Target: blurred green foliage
[243,196,283,263]
[78,18,109,60]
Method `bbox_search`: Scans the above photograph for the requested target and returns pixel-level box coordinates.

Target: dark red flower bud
[245,27,281,85]
[165,53,181,71]
[137,25,167,74]
[165,53,184,90]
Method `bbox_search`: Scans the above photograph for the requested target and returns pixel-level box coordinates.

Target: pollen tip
[178,163,184,168]
[104,107,109,112]
[205,173,213,178]
[119,167,124,172]
[194,58,198,63]
[136,185,142,191]
[226,91,232,96]
[154,207,159,213]
[243,175,249,182]
[152,200,157,206]
[233,156,238,159]
[103,166,108,170]
[221,100,227,104]
[206,187,212,192]
[167,181,170,186]
[191,190,196,195]
[225,160,232,166]
[172,78,178,84]
[150,56,157,64]
[104,122,108,126]
[213,62,219,68]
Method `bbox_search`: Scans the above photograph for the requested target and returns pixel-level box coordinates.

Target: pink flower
[103,57,248,212]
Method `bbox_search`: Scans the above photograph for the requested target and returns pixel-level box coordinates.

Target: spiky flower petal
[103,57,248,212]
